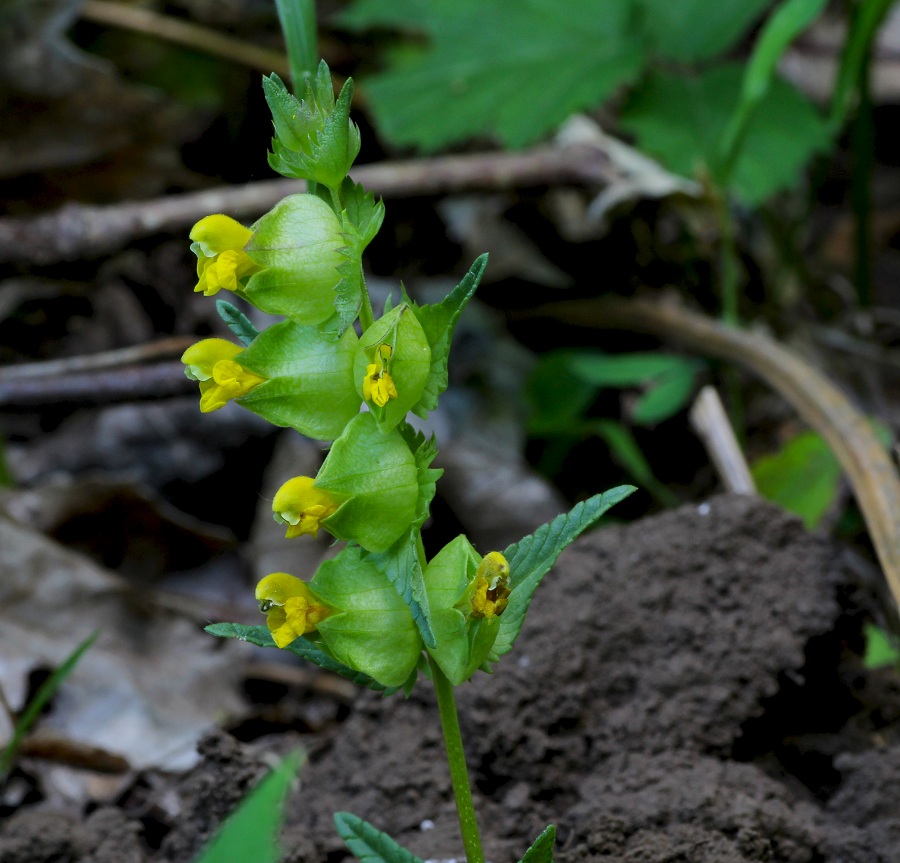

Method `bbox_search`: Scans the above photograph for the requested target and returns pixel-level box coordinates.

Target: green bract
[311,545,423,688]
[264,61,361,189]
[235,321,361,441]
[243,194,347,324]
[422,535,502,686]
[316,412,419,553]
[354,304,431,432]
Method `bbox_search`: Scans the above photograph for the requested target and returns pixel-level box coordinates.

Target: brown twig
[0,362,192,407]
[0,145,612,265]
[535,296,900,612]
[81,0,291,78]
[0,336,195,382]
[689,385,756,494]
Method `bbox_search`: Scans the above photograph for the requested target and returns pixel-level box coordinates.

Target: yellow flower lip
[256,572,333,648]
[189,214,259,296]
[181,338,265,412]
[272,476,341,539]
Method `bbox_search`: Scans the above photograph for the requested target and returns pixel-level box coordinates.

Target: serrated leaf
[409,254,488,418]
[334,812,425,863]
[195,751,302,863]
[341,0,644,150]
[492,486,636,661]
[367,528,436,649]
[751,430,841,529]
[205,623,397,692]
[518,824,557,863]
[638,0,773,63]
[397,422,443,530]
[215,300,259,347]
[620,65,828,205]
[317,412,420,553]
[235,322,361,441]
[343,178,386,251]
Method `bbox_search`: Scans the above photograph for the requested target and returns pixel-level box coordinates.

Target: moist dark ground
[2,494,899,863]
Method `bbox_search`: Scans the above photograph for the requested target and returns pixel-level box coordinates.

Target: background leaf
[638,0,773,63]
[334,812,424,863]
[620,64,828,205]
[341,0,645,150]
[492,485,636,661]
[195,751,302,863]
[518,824,557,863]
[751,430,841,529]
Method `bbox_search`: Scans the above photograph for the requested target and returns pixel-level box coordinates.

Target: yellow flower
[256,572,333,648]
[190,214,259,297]
[272,476,341,538]
[362,343,398,408]
[182,338,266,413]
[470,551,511,619]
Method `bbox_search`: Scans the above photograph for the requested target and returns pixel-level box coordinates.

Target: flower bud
[469,552,511,619]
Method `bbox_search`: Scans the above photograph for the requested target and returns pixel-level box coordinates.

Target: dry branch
[0,145,612,265]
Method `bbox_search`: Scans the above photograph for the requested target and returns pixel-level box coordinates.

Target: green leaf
[526,350,599,436]
[492,486,636,661]
[312,546,424,689]
[353,304,432,433]
[862,623,900,670]
[518,824,557,863]
[718,0,829,181]
[236,322,361,441]
[751,431,841,529]
[334,812,425,863]
[568,351,695,388]
[216,299,259,347]
[589,419,678,508]
[341,0,645,150]
[195,751,302,863]
[244,193,348,324]
[0,631,97,780]
[631,362,701,424]
[317,412,420,553]
[620,65,828,205]
[409,254,487,418]
[638,0,773,63]
[204,623,398,692]
[367,528,436,649]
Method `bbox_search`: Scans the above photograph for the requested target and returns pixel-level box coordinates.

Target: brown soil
[2,495,899,862]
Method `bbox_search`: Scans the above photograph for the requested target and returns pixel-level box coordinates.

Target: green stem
[274,0,317,91]
[717,194,740,328]
[428,655,485,863]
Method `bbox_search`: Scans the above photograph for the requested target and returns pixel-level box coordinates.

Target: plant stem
[849,37,874,308]
[274,0,318,90]
[359,269,375,332]
[428,655,485,863]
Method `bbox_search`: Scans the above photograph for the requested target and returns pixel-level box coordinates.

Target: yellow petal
[257,573,333,647]
[190,214,254,257]
[272,476,340,538]
[182,338,243,381]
